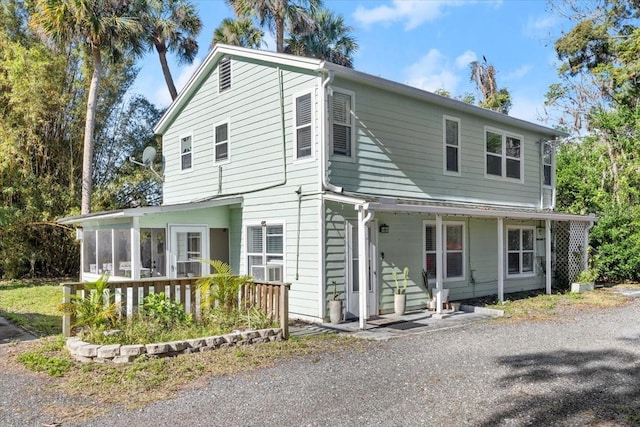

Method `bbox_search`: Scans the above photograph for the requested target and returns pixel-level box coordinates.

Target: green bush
[142,292,192,328]
[196,260,251,314]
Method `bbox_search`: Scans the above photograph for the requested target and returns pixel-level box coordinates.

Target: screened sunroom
[58,198,240,282]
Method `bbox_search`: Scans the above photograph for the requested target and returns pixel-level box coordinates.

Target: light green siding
[138,206,235,229]
[162,57,321,205]
[327,77,554,208]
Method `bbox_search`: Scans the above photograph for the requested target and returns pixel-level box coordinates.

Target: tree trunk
[81,47,102,215]
[276,17,284,53]
[157,43,178,101]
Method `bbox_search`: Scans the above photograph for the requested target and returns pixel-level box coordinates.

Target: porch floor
[290,305,503,341]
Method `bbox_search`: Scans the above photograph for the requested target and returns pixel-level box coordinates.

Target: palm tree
[31,0,143,215]
[211,17,263,49]
[227,0,321,53]
[138,0,202,101]
[284,8,357,68]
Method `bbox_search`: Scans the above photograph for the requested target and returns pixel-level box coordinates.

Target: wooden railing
[61,278,290,339]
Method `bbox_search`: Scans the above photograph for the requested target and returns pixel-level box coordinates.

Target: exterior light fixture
[379,223,390,233]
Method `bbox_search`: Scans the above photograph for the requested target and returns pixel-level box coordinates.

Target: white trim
[329,87,356,162]
[324,192,367,206]
[213,119,231,165]
[443,115,461,176]
[293,89,315,162]
[168,224,209,279]
[423,220,466,282]
[484,126,524,183]
[366,200,596,223]
[179,132,194,173]
[505,225,536,278]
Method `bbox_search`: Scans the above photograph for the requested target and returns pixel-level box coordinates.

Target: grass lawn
[0,279,62,336]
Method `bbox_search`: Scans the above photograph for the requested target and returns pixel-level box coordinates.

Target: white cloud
[404,49,460,93]
[504,64,533,81]
[455,50,477,69]
[152,58,203,108]
[524,15,559,39]
[509,92,546,123]
[354,0,465,31]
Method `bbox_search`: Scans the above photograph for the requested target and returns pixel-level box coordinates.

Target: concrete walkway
[0,315,37,345]
[290,305,503,340]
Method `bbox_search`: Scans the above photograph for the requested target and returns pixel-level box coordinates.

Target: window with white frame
[180,135,192,170]
[507,226,535,276]
[247,223,284,282]
[543,141,553,186]
[424,221,465,280]
[214,122,229,162]
[294,92,313,159]
[444,116,460,174]
[219,57,231,92]
[332,90,354,158]
[486,128,522,180]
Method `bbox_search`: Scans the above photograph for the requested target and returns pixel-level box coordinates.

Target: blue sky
[130,0,568,124]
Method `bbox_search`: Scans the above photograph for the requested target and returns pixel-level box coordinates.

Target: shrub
[196,260,251,314]
[142,292,192,328]
[58,274,118,330]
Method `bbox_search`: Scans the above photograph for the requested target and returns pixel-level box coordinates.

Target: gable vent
[219,58,231,92]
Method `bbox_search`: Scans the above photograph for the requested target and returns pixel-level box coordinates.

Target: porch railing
[61,278,290,339]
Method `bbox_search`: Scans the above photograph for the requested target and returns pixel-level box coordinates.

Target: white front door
[169,225,208,278]
[346,221,377,318]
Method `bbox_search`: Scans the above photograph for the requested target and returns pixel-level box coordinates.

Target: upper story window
[214,122,229,163]
[219,58,231,92]
[247,223,284,282]
[331,89,355,159]
[294,92,313,159]
[507,226,535,276]
[443,116,460,174]
[180,135,192,171]
[424,221,465,281]
[485,128,523,181]
[543,141,553,187]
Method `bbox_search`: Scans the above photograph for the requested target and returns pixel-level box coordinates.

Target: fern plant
[58,274,118,330]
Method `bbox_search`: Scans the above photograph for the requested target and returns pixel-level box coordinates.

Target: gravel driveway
[3,299,640,426]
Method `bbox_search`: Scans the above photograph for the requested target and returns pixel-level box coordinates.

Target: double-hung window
[507,226,535,276]
[214,122,229,163]
[247,223,284,282]
[181,135,192,171]
[543,141,553,187]
[424,221,465,280]
[294,92,313,159]
[219,57,231,92]
[485,128,523,180]
[332,90,354,158]
[444,116,460,174]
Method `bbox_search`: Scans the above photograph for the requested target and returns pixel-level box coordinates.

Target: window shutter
[296,94,312,158]
[219,58,231,92]
[332,92,352,156]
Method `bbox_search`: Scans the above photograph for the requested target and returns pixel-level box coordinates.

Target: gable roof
[154,44,567,139]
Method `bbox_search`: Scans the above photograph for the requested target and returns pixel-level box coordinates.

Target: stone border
[460,305,504,317]
[66,328,284,364]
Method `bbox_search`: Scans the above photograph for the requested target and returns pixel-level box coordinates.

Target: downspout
[539,140,544,209]
[320,70,343,193]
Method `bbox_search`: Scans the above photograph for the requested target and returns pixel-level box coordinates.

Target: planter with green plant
[571,268,598,293]
[392,267,409,315]
[328,281,342,324]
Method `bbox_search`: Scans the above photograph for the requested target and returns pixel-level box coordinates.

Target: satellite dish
[142,146,156,167]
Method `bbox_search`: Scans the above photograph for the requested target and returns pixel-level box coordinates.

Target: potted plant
[393,267,409,315]
[571,268,598,293]
[328,281,342,324]
[422,270,436,310]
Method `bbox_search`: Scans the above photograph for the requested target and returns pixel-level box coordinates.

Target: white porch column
[435,215,443,314]
[583,221,590,270]
[131,217,141,280]
[357,206,372,330]
[545,220,552,295]
[497,217,504,303]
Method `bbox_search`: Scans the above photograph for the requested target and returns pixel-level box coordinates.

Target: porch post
[545,220,552,295]
[131,217,141,280]
[357,206,371,329]
[497,217,504,303]
[582,221,590,270]
[435,215,443,314]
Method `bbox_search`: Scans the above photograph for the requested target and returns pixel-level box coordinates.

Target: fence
[61,278,290,339]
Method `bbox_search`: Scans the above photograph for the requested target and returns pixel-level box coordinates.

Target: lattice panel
[553,221,588,286]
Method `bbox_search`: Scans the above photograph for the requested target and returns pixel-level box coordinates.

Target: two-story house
[60,44,595,327]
